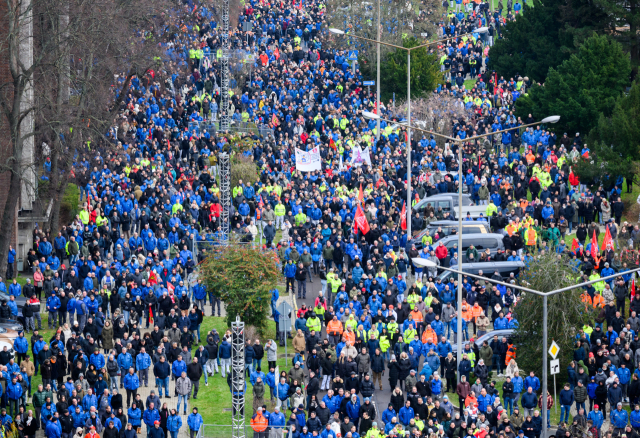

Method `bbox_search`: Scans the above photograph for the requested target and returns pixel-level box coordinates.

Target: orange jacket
[327,320,343,336]
[471,304,483,319]
[344,330,355,345]
[592,294,605,308]
[461,305,473,322]
[410,310,424,323]
[251,414,268,432]
[421,327,437,345]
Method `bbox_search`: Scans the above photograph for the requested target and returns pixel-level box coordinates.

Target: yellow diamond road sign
[548,341,560,359]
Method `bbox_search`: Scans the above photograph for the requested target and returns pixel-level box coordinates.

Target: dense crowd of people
[2,0,638,437]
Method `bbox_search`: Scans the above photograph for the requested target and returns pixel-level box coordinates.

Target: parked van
[437,233,505,262]
[409,220,490,249]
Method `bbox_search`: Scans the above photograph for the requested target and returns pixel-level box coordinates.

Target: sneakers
[205,383,209,386]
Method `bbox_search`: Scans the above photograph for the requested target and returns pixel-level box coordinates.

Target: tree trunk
[0,159,23,274]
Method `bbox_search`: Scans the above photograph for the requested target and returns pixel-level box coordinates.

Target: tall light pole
[413,259,640,438]
[331,27,488,238]
[366,112,560,383]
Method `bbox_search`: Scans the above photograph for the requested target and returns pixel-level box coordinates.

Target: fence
[187,119,274,140]
[201,424,293,438]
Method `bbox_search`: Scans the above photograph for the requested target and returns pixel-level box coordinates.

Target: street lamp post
[329,27,488,239]
[413,258,640,438]
[364,112,560,383]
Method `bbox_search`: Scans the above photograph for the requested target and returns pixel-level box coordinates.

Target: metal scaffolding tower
[220,0,230,131]
[231,317,246,438]
[218,152,230,246]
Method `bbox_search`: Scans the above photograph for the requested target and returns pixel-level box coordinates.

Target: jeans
[138,368,149,386]
[253,358,262,371]
[158,377,170,396]
[111,376,119,390]
[444,321,452,339]
[177,394,188,413]
[202,364,208,384]
[124,310,130,324]
[505,397,514,415]
[560,405,571,423]
[245,363,253,377]
[492,354,502,373]
[297,280,307,298]
[220,358,231,377]
[576,401,586,413]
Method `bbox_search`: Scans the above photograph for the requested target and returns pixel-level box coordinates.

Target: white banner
[350,146,372,167]
[295,147,322,172]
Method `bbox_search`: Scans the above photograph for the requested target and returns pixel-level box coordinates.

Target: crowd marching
[2,0,640,437]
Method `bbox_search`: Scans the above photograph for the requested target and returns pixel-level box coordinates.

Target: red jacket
[435,245,448,260]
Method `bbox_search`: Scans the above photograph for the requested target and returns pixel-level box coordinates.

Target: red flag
[271,113,279,127]
[148,304,154,325]
[590,230,599,260]
[603,226,615,250]
[571,238,579,252]
[167,282,175,295]
[148,271,158,286]
[354,206,370,235]
[632,279,636,301]
[400,202,407,231]
[358,183,364,203]
[329,138,337,151]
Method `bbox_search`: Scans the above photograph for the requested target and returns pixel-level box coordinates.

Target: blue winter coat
[123,373,140,390]
[167,415,183,432]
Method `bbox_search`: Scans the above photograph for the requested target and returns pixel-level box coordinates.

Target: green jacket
[33,390,49,408]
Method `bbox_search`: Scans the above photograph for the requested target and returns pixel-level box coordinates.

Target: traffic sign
[348,50,359,60]
[363,80,375,86]
[276,302,293,332]
[550,359,560,375]
[548,341,560,358]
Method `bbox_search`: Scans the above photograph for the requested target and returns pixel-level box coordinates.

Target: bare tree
[0,0,174,268]
[325,0,441,66]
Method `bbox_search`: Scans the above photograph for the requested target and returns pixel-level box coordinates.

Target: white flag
[295,147,322,172]
[350,146,372,167]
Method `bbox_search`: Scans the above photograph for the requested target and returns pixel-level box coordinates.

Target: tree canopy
[573,81,640,188]
[380,37,442,101]
[199,242,280,332]
[488,0,611,82]
[512,252,597,385]
[515,34,631,135]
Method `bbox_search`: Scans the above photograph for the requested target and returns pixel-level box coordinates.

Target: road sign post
[549,342,560,415]
[277,302,293,361]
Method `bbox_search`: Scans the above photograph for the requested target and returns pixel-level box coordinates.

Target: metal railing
[186,120,274,139]
[200,424,293,438]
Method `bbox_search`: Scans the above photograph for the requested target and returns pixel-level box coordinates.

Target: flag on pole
[167,282,175,295]
[632,279,636,301]
[603,226,615,250]
[590,230,599,260]
[354,205,370,235]
[329,138,337,151]
[148,271,158,286]
[358,183,364,203]
[148,304,154,325]
[571,238,579,253]
[400,202,407,231]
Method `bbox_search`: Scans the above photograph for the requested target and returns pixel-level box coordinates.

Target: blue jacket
[631,409,640,428]
[512,376,524,393]
[193,285,206,300]
[6,381,22,400]
[167,415,182,432]
[435,341,452,357]
[277,382,290,401]
[219,340,232,359]
[127,407,142,426]
[587,410,604,429]
[268,412,285,428]
[559,389,574,406]
[611,409,629,428]
[346,399,361,420]
[494,317,509,330]
[398,406,414,425]
[172,360,186,377]
[382,408,397,425]
[71,411,87,428]
[617,367,631,385]
[123,373,140,390]
[45,420,62,438]
[13,337,28,354]
[143,409,161,427]
[90,353,105,369]
[46,296,61,311]
[477,394,493,412]
[82,394,97,412]
[117,353,133,370]
[521,392,537,409]
[524,376,540,392]
[136,353,151,370]
[431,378,442,395]
[8,283,21,297]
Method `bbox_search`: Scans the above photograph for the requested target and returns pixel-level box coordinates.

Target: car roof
[440,233,504,241]
[427,220,489,227]
[458,261,525,269]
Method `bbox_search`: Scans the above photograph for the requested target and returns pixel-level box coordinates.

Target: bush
[230,155,258,189]
[199,241,280,333]
[61,183,80,220]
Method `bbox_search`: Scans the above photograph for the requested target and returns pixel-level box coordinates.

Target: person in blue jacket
[8,280,21,297]
[611,402,629,433]
[6,376,22,416]
[46,293,61,329]
[524,371,541,393]
[127,402,142,428]
[381,404,396,426]
[90,350,105,370]
[218,338,232,378]
[143,403,161,438]
[166,408,182,438]
[268,406,285,434]
[123,368,140,407]
[13,331,28,365]
[187,407,204,436]
[136,347,151,387]
[345,394,361,427]
[398,400,414,426]
[630,404,640,430]
[587,404,604,430]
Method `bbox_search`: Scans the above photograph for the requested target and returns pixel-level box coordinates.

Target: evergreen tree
[515,34,631,135]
